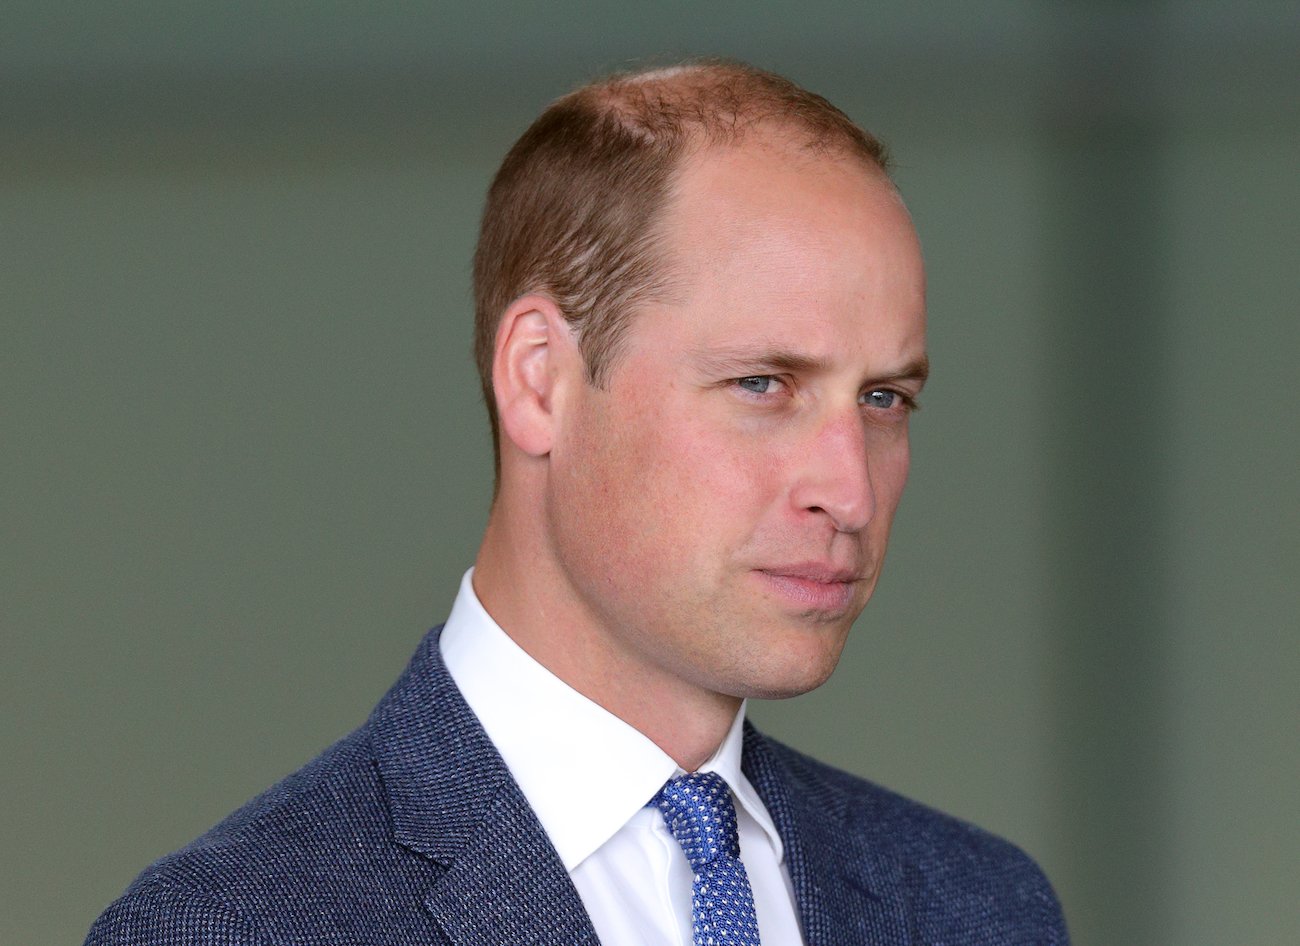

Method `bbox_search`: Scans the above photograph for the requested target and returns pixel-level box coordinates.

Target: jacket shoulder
[84,727,435,945]
[85,884,264,946]
[754,734,1069,945]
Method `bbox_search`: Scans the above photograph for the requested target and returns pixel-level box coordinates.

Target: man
[87,61,1068,945]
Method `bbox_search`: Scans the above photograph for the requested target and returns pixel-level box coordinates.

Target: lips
[752,563,863,613]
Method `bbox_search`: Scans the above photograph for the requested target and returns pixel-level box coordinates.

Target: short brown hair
[472,59,891,459]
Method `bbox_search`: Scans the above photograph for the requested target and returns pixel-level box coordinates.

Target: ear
[492,293,580,458]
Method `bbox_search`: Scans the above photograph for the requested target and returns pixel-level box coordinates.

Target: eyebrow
[689,346,930,386]
[690,347,830,376]
[888,355,931,386]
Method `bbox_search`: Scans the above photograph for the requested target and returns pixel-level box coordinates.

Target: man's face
[544,137,927,703]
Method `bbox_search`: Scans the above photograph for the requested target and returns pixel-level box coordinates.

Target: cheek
[564,381,795,557]
[561,401,697,559]
[650,416,784,508]
[872,439,912,520]
[618,410,784,555]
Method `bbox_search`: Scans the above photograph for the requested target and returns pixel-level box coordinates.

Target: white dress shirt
[439,569,806,945]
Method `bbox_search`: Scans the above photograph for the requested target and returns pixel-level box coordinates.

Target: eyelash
[732,375,919,412]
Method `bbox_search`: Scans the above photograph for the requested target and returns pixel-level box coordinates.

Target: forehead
[641,138,926,362]
[665,135,912,261]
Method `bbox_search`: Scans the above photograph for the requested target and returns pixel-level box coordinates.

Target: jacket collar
[368,626,600,945]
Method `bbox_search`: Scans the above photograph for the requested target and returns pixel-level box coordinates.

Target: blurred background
[3,2,1296,943]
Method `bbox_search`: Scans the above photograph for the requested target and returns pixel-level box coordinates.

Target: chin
[730,642,846,701]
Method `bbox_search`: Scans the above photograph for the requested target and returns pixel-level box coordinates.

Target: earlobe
[492,294,577,458]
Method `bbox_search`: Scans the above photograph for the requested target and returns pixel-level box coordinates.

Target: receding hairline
[549,60,900,305]
[553,59,893,173]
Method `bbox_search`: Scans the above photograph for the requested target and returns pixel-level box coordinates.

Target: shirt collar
[439,569,785,870]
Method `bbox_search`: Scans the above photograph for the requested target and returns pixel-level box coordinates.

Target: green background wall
[3,3,1296,943]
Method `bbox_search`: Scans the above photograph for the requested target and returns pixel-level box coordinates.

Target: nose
[790,408,876,533]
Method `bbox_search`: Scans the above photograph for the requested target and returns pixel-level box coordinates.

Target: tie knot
[652,771,740,869]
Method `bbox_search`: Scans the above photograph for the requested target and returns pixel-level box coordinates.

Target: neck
[474,504,740,771]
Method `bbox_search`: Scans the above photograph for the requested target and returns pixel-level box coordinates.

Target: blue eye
[862,390,897,409]
[736,376,777,394]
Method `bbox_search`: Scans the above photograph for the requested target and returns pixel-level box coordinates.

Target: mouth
[752,564,864,613]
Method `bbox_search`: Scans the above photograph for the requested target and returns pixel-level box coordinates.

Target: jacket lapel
[743,725,913,946]
[369,627,600,946]
[421,779,600,946]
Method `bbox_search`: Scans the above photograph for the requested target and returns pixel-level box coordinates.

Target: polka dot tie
[652,772,762,946]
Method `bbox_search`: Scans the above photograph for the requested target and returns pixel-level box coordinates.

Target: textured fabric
[85,625,1070,945]
[440,569,805,945]
[654,773,762,946]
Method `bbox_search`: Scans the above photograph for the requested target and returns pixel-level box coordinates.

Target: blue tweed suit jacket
[86,627,1068,945]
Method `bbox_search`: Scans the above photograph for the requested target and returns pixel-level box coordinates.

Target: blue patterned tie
[652,772,762,946]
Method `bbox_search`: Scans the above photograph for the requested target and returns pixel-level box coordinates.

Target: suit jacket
[86,627,1068,945]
